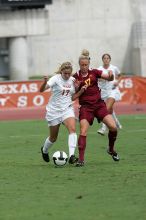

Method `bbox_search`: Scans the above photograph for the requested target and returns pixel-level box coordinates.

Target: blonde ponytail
[81,49,90,57]
[79,49,90,63]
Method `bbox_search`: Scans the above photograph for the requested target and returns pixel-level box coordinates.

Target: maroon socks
[78,135,86,161]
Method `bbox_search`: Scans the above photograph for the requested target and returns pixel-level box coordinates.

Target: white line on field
[135,116,146,120]
[0,129,146,139]
[87,129,146,134]
[125,129,146,133]
[0,134,44,139]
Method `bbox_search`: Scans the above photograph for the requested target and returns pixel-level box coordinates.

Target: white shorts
[46,106,75,126]
[101,88,121,101]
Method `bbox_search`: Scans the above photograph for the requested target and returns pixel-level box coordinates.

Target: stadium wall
[29,0,135,76]
[0,0,146,79]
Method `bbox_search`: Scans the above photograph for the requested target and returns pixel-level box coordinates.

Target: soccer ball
[52,151,68,166]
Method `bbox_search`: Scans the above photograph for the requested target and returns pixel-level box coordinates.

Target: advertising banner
[0,80,51,109]
[119,76,146,104]
[0,76,146,109]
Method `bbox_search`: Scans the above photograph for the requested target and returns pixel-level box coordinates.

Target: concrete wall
[29,0,136,76]
[131,0,146,76]
[0,8,50,79]
[0,9,49,37]
[1,0,146,78]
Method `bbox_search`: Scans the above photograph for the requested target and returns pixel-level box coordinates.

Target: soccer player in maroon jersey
[72,55,119,166]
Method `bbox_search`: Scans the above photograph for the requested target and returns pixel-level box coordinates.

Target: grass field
[0,114,146,220]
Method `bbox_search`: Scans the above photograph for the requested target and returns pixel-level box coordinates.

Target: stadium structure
[0,0,146,80]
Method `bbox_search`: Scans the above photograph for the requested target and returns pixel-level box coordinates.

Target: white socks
[112,111,122,128]
[68,133,77,157]
[101,123,107,131]
[43,133,77,156]
[43,137,53,153]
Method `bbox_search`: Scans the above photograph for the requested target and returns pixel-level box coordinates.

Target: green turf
[0,115,146,220]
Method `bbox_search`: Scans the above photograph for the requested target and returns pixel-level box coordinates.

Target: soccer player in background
[73,55,120,167]
[97,53,122,135]
[40,62,84,164]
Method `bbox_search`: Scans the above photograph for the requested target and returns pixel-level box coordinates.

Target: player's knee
[109,125,117,132]
[80,128,88,136]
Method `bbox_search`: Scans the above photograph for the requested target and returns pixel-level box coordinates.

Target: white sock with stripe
[112,111,122,128]
[68,133,77,157]
[43,137,53,153]
[101,123,107,131]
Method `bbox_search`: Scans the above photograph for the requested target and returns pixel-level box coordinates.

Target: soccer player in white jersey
[97,54,122,135]
[40,62,83,164]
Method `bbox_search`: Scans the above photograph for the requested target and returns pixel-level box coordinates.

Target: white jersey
[98,64,121,100]
[46,74,75,120]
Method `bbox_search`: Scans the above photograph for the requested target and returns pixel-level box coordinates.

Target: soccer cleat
[41,147,50,162]
[107,150,120,161]
[76,160,84,167]
[97,128,106,136]
[68,155,78,164]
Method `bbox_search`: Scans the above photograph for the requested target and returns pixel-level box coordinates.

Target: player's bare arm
[72,84,88,101]
[101,70,114,81]
[40,76,50,92]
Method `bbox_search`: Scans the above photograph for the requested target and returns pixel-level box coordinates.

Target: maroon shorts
[79,100,109,125]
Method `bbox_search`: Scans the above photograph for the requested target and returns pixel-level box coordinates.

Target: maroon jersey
[73,69,102,105]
